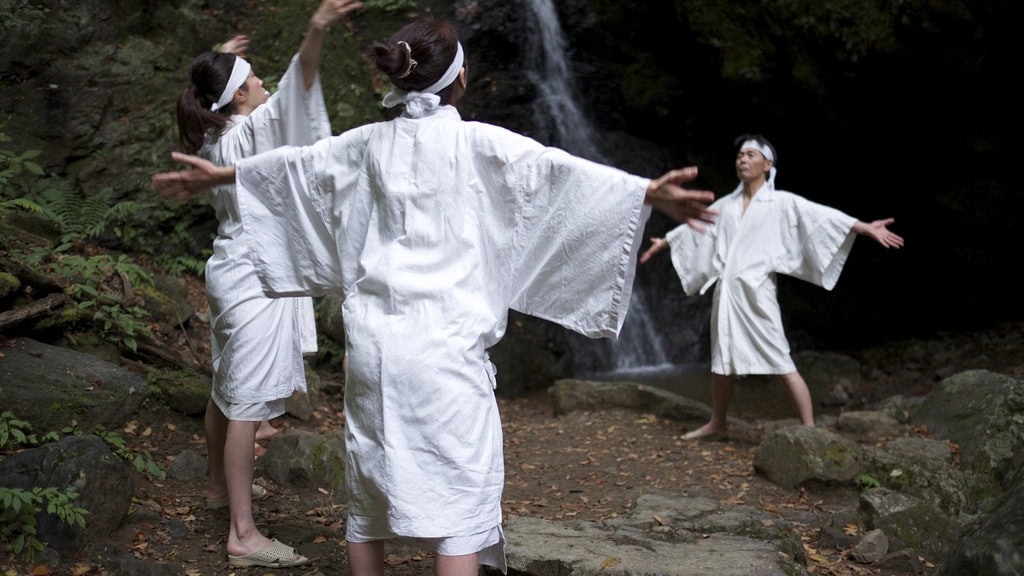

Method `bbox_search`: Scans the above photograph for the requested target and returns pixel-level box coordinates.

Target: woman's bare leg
[205,400,228,501]
[778,371,815,427]
[349,540,385,576]
[683,373,734,439]
[435,552,479,576]
[225,420,281,556]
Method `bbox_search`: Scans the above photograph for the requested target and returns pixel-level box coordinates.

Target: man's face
[735,148,771,183]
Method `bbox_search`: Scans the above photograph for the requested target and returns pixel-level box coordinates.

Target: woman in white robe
[154,17,718,576]
[640,134,904,440]
[172,0,363,567]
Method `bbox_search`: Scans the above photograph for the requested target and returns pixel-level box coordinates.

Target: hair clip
[396,40,418,78]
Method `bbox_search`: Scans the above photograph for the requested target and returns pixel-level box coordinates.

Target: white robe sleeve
[468,124,652,339]
[665,220,719,296]
[778,192,858,290]
[233,132,369,297]
[248,54,333,148]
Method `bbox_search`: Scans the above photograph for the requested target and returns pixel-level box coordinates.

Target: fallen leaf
[843,522,858,535]
[31,566,49,576]
[653,514,665,526]
[385,554,409,566]
[600,556,621,570]
[719,490,746,505]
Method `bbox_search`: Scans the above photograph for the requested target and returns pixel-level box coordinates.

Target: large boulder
[0,337,147,434]
[910,369,1024,494]
[0,434,135,556]
[753,426,863,489]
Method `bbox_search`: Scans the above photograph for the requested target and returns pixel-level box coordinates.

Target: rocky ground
[2,309,1022,575]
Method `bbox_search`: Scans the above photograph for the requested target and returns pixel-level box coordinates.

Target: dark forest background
[0,0,1019,358]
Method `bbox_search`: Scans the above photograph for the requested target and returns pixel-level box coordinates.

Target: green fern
[153,254,208,277]
[34,185,149,247]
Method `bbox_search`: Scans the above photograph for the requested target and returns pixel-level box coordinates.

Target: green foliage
[0,131,68,219]
[1,407,164,481]
[0,407,60,452]
[0,486,87,562]
[152,253,208,278]
[854,473,881,490]
[1,130,159,351]
[0,394,90,561]
[0,411,39,451]
[48,253,156,352]
[1,127,145,248]
[32,185,150,250]
[63,423,165,481]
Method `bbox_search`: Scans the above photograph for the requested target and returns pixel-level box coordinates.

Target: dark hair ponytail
[175,51,238,153]
[369,17,462,105]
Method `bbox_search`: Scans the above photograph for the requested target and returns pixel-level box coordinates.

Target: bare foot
[681,423,727,441]
[255,420,278,442]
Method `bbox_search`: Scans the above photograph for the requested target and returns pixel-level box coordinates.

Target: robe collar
[733,180,774,204]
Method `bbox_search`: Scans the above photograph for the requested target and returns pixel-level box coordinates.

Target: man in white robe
[153,18,718,576]
[640,134,904,440]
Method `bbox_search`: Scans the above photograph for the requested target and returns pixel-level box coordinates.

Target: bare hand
[639,237,668,264]
[865,218,905,249]
[219,34,249,56]
[645,167,718,232]
[152,152,234,201]
[311,0,365,31]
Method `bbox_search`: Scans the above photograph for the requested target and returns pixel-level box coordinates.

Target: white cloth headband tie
[740,139,777,187]
[382,42,464,118]
[211,56,251,112]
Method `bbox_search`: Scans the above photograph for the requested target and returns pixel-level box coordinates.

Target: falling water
[523,0,604,162]
[522,0,671,372]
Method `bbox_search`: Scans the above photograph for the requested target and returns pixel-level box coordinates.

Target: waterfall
[523,0,604,162]
[522,0,671,372]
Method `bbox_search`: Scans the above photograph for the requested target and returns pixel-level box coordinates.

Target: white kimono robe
[232,105,652,568]
[665,183,856,375]
[201,55,331,407]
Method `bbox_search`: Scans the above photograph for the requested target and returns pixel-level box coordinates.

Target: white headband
[382,42,465,117]
[739,139,774,162]
[210,56,251,112]
[739,139,777,187]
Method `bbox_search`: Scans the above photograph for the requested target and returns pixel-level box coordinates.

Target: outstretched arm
[299,0,365,90]
[152,152,235,201]
[639,237,669,264]
[644,166,717,232]
[852,218,904,249]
